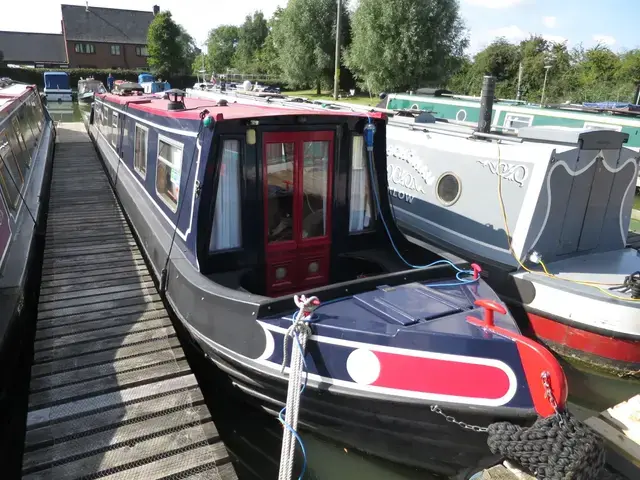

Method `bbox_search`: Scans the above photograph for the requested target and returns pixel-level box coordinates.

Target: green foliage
[177,25,199,75]
[234,12,269,73]
[447,36,640,104]
[346,0,468,93]
[147,11,184,78]
[206,25,239,74]
[271,0,346,93]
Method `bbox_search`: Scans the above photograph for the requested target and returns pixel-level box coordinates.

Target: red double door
[263,131,334,297]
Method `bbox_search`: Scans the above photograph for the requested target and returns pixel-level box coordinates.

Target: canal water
[60,104,640,479]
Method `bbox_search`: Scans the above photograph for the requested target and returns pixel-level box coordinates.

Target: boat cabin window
[156,136,183,212]
[583,122,622,132]
[134,124,148,178]
[30,96,43,132]
[0,130,24,209]
[102,105,110,132]
[17,105,35,159]
[111,112,119,149]
[503,113,533,131]
[11,116,30,169]
[210,139,242,251]
[349,135,374,233]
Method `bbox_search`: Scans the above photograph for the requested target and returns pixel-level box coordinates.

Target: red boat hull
[527,313,640,377]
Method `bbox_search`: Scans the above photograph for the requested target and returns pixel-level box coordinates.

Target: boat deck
[21,123,236,479]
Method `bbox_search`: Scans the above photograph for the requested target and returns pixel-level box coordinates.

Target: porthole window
[456,109,467,122]
[436,172,461,206]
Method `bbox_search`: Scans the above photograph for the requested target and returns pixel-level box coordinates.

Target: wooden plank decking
[21,123,236,480]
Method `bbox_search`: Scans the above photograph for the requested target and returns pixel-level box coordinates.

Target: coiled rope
[278,294,320,480]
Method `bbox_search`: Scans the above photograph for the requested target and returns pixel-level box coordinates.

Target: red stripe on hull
[527,313,640,364]
[371,351,511,399]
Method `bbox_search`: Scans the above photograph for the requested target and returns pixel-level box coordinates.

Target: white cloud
[543,34,567,44]
[489,25,528,42]
[592,34,616,46]
[463,0,524,8]
[542,16,557,28]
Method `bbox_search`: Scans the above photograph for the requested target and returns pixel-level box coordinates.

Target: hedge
[0,67,198,90]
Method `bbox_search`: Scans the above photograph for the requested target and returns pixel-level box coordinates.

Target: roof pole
[333,0,342,100]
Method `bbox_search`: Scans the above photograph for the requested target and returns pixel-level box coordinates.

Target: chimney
[153,5,160,15]
[477,75,496,134]
[85,1,89,12]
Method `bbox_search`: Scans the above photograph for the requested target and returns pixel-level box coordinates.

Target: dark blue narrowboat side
[86,92,568,475]
[0,83,55,401]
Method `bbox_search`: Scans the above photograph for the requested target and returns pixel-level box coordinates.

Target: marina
[1,1,640,476]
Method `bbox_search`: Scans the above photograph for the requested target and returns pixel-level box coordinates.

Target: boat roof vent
[165,88,186,111]
[217,99,228,107]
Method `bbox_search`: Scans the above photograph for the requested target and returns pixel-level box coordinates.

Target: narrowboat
[85,89,568,475]
[0,81,55,399]
[188,80,640,378]
[43,72,73,103]
[77,78,106,103]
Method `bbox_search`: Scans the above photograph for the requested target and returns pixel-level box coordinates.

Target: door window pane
[211,140,242,251]
[155,138,183,212]
[0,132,23,209]
[265,142,294,243]
[301,141,329,239]
[349,136,374,232]
[134,124,147,177]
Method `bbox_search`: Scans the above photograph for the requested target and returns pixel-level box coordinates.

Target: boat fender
[486,413,619,480]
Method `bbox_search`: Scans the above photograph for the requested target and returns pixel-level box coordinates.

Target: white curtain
[349,136,373,232]
[210,140,242,251]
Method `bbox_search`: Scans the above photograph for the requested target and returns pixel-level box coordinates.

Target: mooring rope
[278,294,319,480]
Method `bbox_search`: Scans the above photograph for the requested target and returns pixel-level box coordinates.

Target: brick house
[61,3,159,69]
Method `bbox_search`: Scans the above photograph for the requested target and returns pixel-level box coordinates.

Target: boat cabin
[91,90,447,299]
[78,78,106,96]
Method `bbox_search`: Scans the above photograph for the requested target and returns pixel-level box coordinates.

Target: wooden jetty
[21,124,237,480]
[584,394,640,479]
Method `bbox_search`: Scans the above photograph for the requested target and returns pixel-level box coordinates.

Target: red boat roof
[96,92,385,122]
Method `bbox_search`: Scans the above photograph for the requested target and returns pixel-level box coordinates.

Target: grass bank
[283,89,379,107]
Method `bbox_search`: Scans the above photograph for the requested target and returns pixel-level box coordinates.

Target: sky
[0,0,637,55]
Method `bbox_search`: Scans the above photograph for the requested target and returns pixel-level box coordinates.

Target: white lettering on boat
[387,165,427,194]
[387,146,435,186]
[476,159,529,187]
[388,188,414,204]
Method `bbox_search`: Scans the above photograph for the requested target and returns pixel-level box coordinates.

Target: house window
[155,137,183,212]
[503,113,533,131]
[110,45,121,55]
[111,112,119,149]
[0,131,24,210]
[74,43,95,54]
[136,46,149,57]
[348,135,374,233]
[210,140,242,251]
[134,124,148,178]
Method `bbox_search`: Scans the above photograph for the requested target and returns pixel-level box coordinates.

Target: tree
[206,25,239,74]
[192,53,211,75]
[346,0,468,93]
[271,0,344,93]
[147,11,184,78]
[234,11,269,73]
[177,25,199,75]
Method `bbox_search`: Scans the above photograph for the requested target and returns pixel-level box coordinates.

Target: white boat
[187,79,640,377]
[43,71,73,102]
